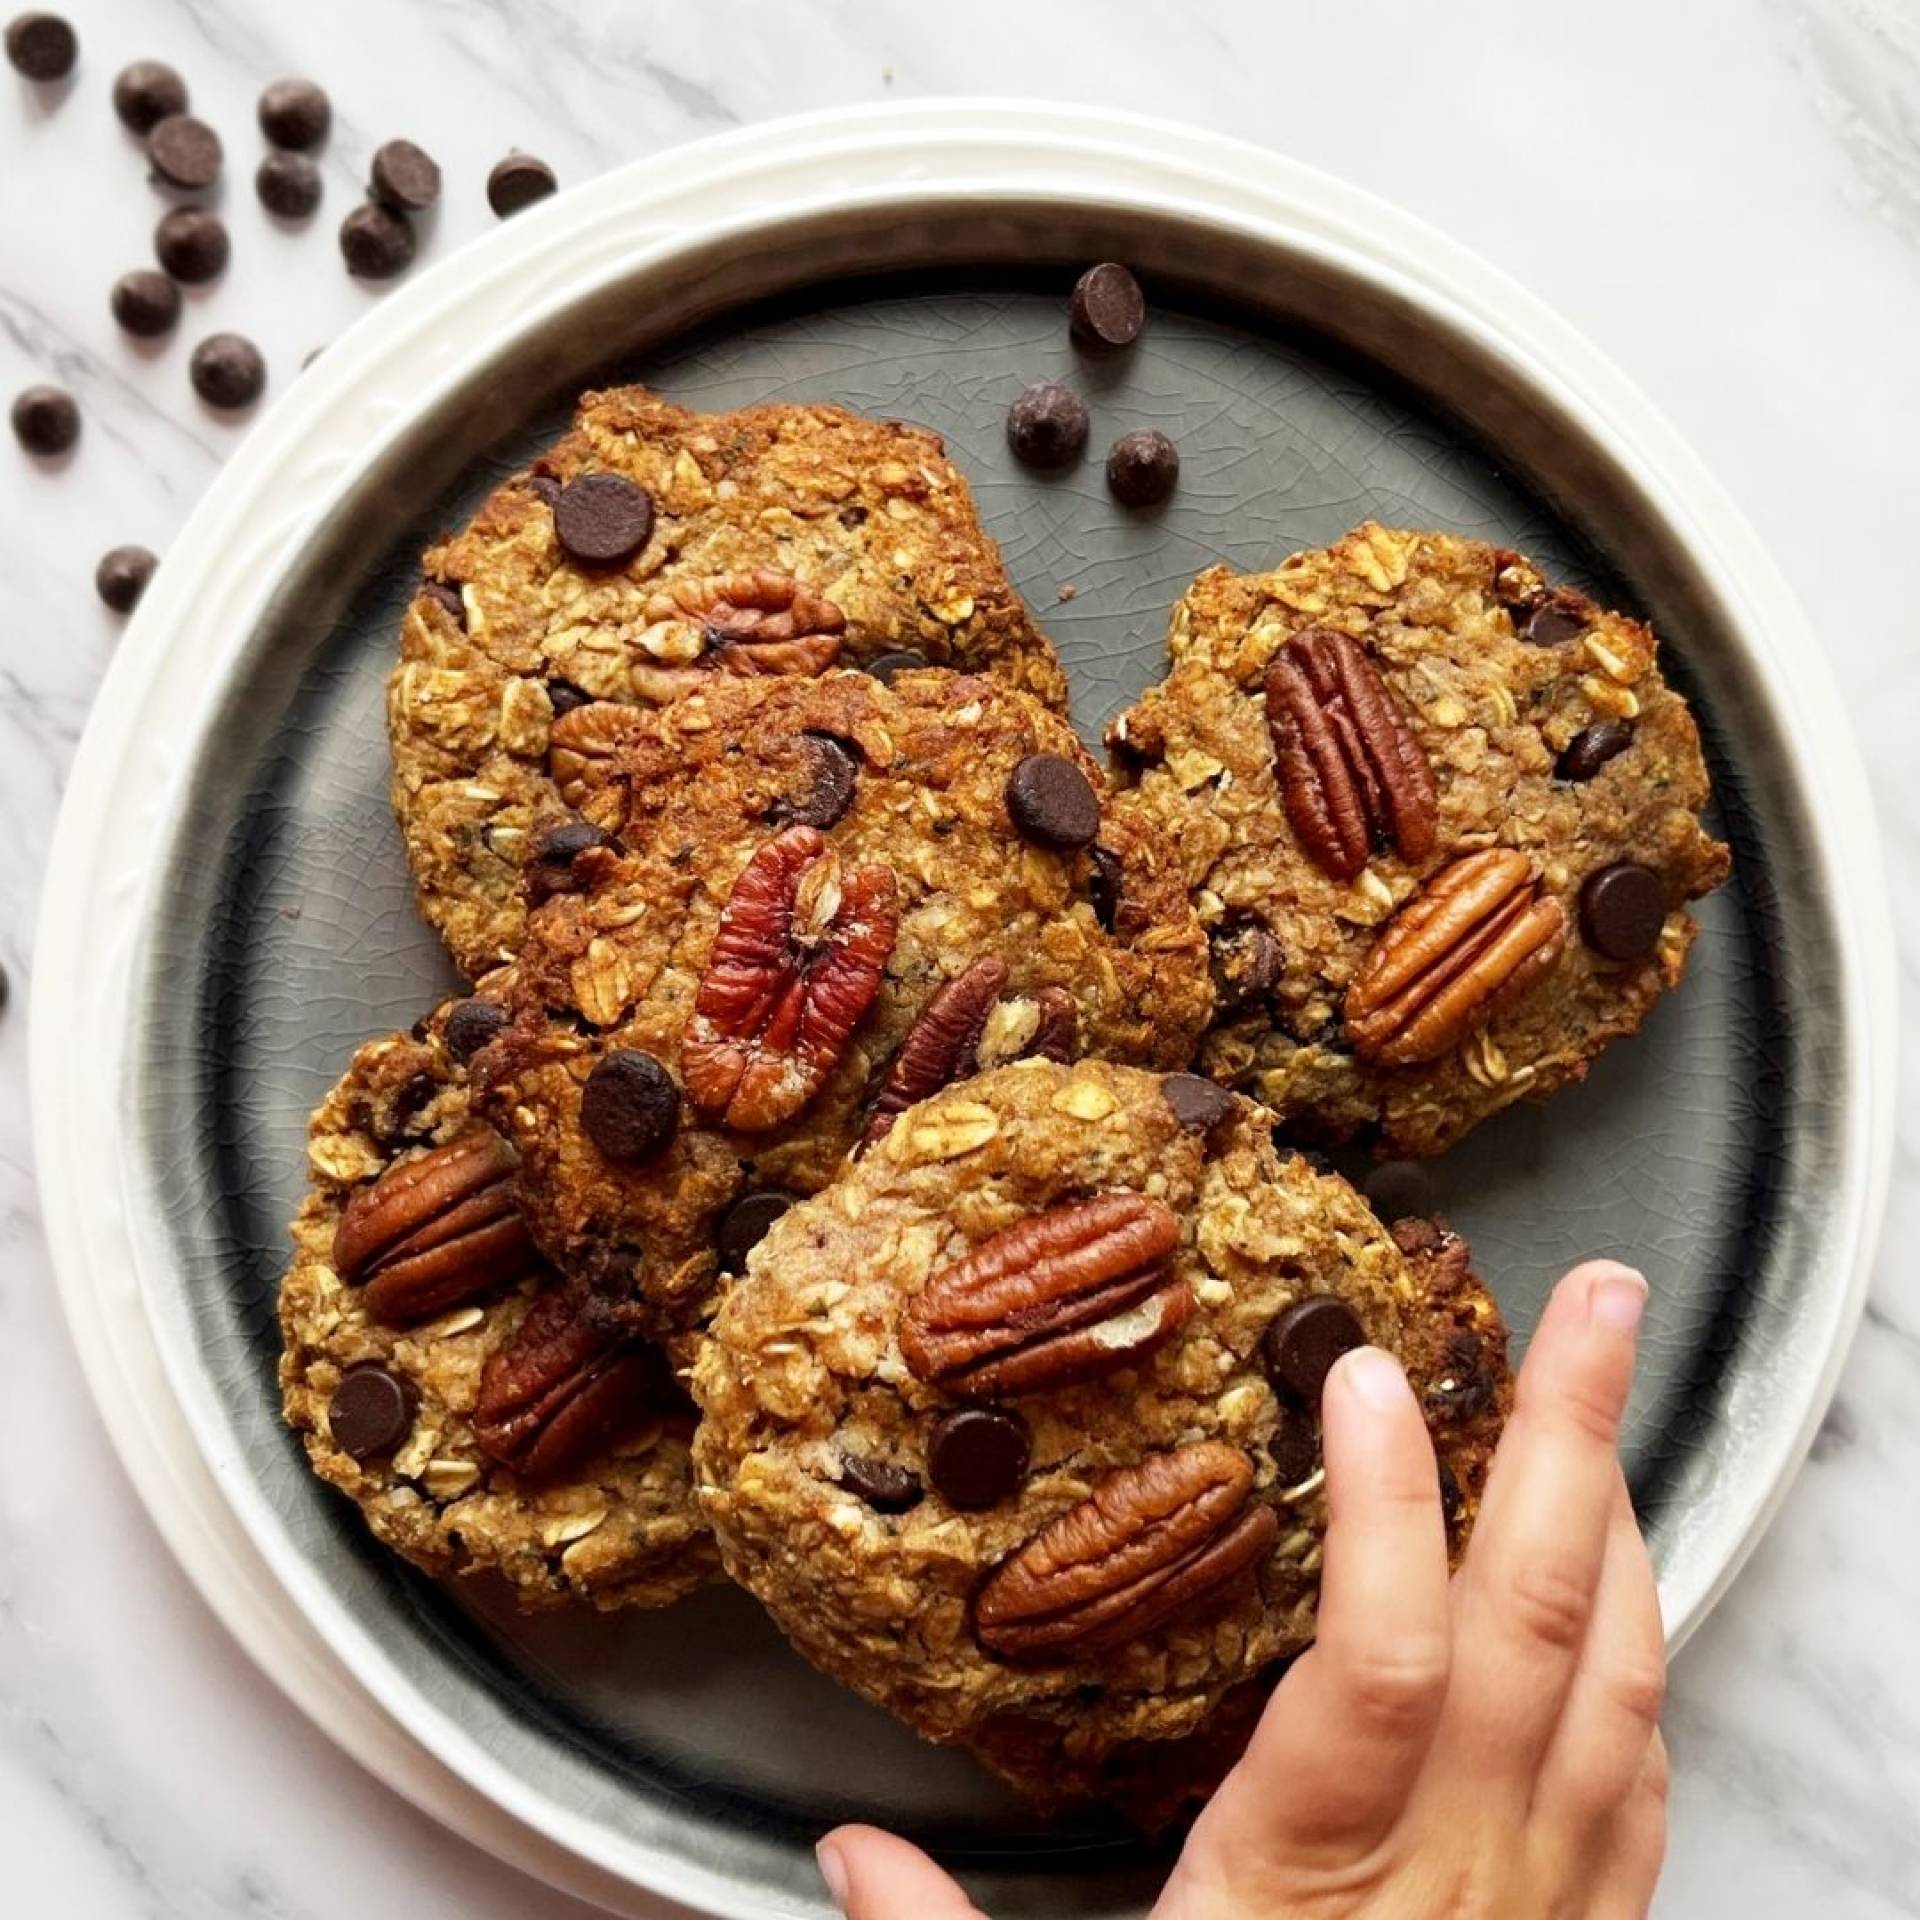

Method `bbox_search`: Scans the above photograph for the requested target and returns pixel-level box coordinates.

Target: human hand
[815,1259,1667,1919]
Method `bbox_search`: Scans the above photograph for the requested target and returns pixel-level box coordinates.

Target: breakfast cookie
[1111,523,1731,1156]
[277,995,719,1611]
[690,1056,1510,1811]
[470,668,1213,1334]
[389,386,1068,978]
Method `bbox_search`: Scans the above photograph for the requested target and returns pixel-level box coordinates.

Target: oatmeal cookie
[471,668,1212,1334]
[691,1056,1510,1810]
[1112,524,1730,1155]
[277,994,719,1611]
[389,387,1068,977]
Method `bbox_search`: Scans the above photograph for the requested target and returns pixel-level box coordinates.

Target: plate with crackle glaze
[33,103,1894,1920]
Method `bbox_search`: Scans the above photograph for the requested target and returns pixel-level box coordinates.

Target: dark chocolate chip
[526,470,562,506]
[147,113,223,189]
[1006,379,1089,469]
[1521,602,1587,647]
[716,1190,793,1275]
[1425,1332,1496,1422]
[1069,262,1146,350]
[488,151,558,218]
[95,545,156,613]
[552,471,654,568]
[1087,843,1123,932]
[257,77,329,150]
[112,59,187,133]
[1556,718,1635,782]
[1267,1407,1321,1487]
[1362,1159,1435,1226]
[526,816,614,901]
[1209,923,1280,1014]
[5,10,75,80]
[1006,751,1100,851]
[545,677,593,716]
[339,201,415,279]
[1438,1458,1464,1523]
[927,1406,1030,1510]
[1162,1071,1236,1135]
[778,732,858,830]
[862,648,926,685]
[110,268,180,338]
[370,137,441,212]
[442,997,508,1064]
[1578,861,1666,961]
[1105,428,1179,508]
[154,206,227,282]
[1263,1296,1366,1406]
[837,1452,923,1514]
[189,333,264,410]
[11,384,78,455]
[580,1048,679,1164]
[256,148,321,219]
[327,1365,418,1463]
[421,576,465,626]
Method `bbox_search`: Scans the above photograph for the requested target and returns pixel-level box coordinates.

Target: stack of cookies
[278,383,1727,1819]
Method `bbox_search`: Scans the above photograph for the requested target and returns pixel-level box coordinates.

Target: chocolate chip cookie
[1113,525,1730,1155]
[389,387,1069,978]
[277,995,719,1610]
[691,1056,1509,1810]
[470,668,1212,1333]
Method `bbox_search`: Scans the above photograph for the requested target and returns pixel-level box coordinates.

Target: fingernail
[1588,1265,1648,1331]
[815,1838,850,1909]
[1339,1345,1408,1411]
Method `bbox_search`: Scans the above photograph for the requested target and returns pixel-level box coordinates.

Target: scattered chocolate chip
[1438,1458,1464,1523]
[545,676,593,716]
[1209,923,1280,1014]
[370,136,441,212]
[1362,1159,1435,1225]
[526,816,613,900]
[1162,1072,1236,1135]
[1557,718,1634,782]
[716,1189,793,1274]
[1425,1332,1496,1422]
[147,112,222,189]
[488,151,558,218]
[1006,751,1100,851]
[1105,429,1179,508]
[327,1365,418,1463]
[110,267,180,337]
[112,59,187,132]
[1087,844,1123,932]
[1267,1407,1321,1487]
[580,1048,679,1164]
[1520,602,1587,647]
[339,201,415,279]
[1578,861,1666,961]
[256,148,322,218]
[443,997,509,1064]
[5,10,75,81]
[189,332,265,410]
[1263,1296,1366,1406]
[1006,379,1089,469]
[12,384,79,455]
[95,544,156,613]
[526,470,562,505]
[927,1406,1030,1510]
[257,76,329,149]
[1069,262,1146,350]
[421,576,465,626]
[779,732,859,830]
[154,206,227,281]
[837,1452,922,1514]
[553,471,654,568]
[862,648,926,685]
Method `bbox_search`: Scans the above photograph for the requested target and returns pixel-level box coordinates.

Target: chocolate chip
[716,1190,792,1274]
[837,1452,923,1514]
[1006,752,1100,851]
[863,648,926,685]
[545,677,593,716]
[370,137,441,212]
[147,113,223,189]
[1267,1407,1321,1487]
[1209,924,1280,1014]
[110,268,179,337]
[1425,1332,1496,1422]
[1069,262,1146,350]
[11,384,78,455]
[5,11,75,80]
[1263,1296,1366,1406]
[327,1365,418,1463]
[580,1048,679,1164]
[95,545,156,613]
[1521,602,1587,647]
[112,60,187,132]
[1578,861,1666,961]
[552,471,654,568]
[421,577,465,626]
[257,77,329,149]
[1557,719,1634,782]
[257,149,322,219]
[526,816,614,901]
[526,470,562,506]
[339,202,415,279]
[189,333,264,410]
[1087,844,1123,932]
[154,206,227,282]
[927,1407,1030,1510]
[443,997,509,1064]
[488,152,557,218]
[1362,1159,1434,1225]
[1106,429,1179,508]
[778,732,858,830]
[1162,1072,1236,1135]
[1438,1458,1463,1523]
[1006,380,1089,469]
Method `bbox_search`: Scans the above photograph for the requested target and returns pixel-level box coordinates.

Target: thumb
[815,1824,988,1919]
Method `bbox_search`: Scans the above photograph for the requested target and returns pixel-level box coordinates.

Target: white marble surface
[2,1,1917,1914]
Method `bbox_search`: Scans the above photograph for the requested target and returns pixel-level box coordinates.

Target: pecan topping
[473,1288,665,1485]
[861,957,1009,1149]
[681,825,898,1132]
[548,699,645,808]
[975,1442,1277,1662]
[332,1129,536,1325]
[1265,627,1438,880]
[1344,848,1568,1066]
[900,1193,1190,1398]
[629,569,846,703]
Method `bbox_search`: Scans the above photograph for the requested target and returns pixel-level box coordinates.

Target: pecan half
[975,1441,1278,1662]
[629,569,846,703]
[681,825,899,1132]
[1344,848,1568,1066]
[900,1193,1190,1398]
[332,1129,536,1325]
[473,1288,665,1485]
[548,699,646,808]
[1265,627,1438,880]
[861,957,1009,1149]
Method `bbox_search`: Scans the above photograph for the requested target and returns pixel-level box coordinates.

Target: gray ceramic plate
[36,109,1893,1919]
